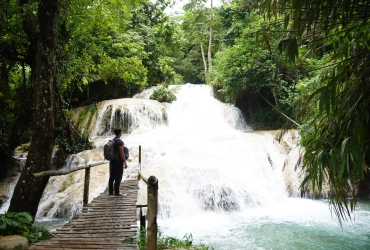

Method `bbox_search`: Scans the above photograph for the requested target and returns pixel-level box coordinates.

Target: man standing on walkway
[109,128,128,196]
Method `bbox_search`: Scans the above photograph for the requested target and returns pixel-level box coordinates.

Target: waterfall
[2,84,302,226]
[131,84,303,218]
[128,84,370,250]
[91,98,168,136]
[3,83,370,249]
[31,83,299,223]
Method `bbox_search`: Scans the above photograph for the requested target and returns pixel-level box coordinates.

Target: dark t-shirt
[114,138,124,162]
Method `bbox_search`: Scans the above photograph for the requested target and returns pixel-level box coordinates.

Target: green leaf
[340,137,351,158]
[0,220,6,229]
[122,237,134,243]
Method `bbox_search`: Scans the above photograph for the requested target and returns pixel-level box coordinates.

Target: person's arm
[118,146,128,168]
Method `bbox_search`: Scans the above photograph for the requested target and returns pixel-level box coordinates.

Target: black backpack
[103,139,129,161]
[103,139,118,161]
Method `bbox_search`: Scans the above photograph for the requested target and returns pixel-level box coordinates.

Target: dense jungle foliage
[0,0,369,221]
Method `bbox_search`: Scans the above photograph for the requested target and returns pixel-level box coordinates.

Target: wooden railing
[32,161,106,206]
[32,145,159,249]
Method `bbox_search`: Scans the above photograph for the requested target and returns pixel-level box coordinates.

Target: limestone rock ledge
[0,235,28,250]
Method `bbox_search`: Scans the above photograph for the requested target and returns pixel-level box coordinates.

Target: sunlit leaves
[98,55,147,85]
[130,0,182,85]
[57,0,148,92]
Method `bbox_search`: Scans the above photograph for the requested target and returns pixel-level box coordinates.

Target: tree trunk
[207,0,213,73]
[0,63,12,93]
[8,0,59,219]
[87,82,90,103]
[273,65,281,110]
[200,42,207,76]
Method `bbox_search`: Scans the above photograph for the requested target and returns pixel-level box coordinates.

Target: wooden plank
[56,223,137,229]
[29,180,139,250]
[55,226,137,232]
[56,225,137,230]
[42,236,136,241]
[72,213,136,218]
[33,239,136,244]
[78,210,136,214]
[30,245,137,250]
[60,223,137,229]
[54,230,137,235]
[57,220,138,227]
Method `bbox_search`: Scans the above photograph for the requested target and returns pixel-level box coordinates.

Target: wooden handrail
[32,161,107,178]
[32,160,108,207]
[32,145,159,249]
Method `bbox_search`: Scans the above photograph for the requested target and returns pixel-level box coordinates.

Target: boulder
[0,235,28,250]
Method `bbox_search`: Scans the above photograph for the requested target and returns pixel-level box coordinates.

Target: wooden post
[146,176,158,250]
[140,207,146,231]
[139,145,141,171]
[138,146,158,250]
[138,145,142,181]
[83,167,90,206]
[136,205,147,231]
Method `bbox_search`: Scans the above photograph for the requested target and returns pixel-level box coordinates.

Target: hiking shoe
[115,193,123,196]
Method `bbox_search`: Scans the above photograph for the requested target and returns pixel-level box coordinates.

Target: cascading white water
[132,84,303,218]
[91,98,167,136]
[0,84,304,225]
[129,84,370,249]
[3,83,370,249]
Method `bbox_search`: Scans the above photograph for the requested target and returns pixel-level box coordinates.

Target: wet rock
[0,235,28,250]
[0,195,7,207]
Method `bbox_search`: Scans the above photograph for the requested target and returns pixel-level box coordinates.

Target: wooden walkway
[29,179,139,250]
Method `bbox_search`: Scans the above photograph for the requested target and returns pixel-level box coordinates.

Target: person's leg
[114,163,124,195]
[108,162,115,195]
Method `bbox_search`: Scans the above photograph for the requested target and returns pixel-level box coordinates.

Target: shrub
[0,212,54,243]
[149,83,177,103]
[124,227,214,250]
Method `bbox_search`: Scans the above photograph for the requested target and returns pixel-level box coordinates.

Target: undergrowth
[124,227,214,250]
[0,212,54,243]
